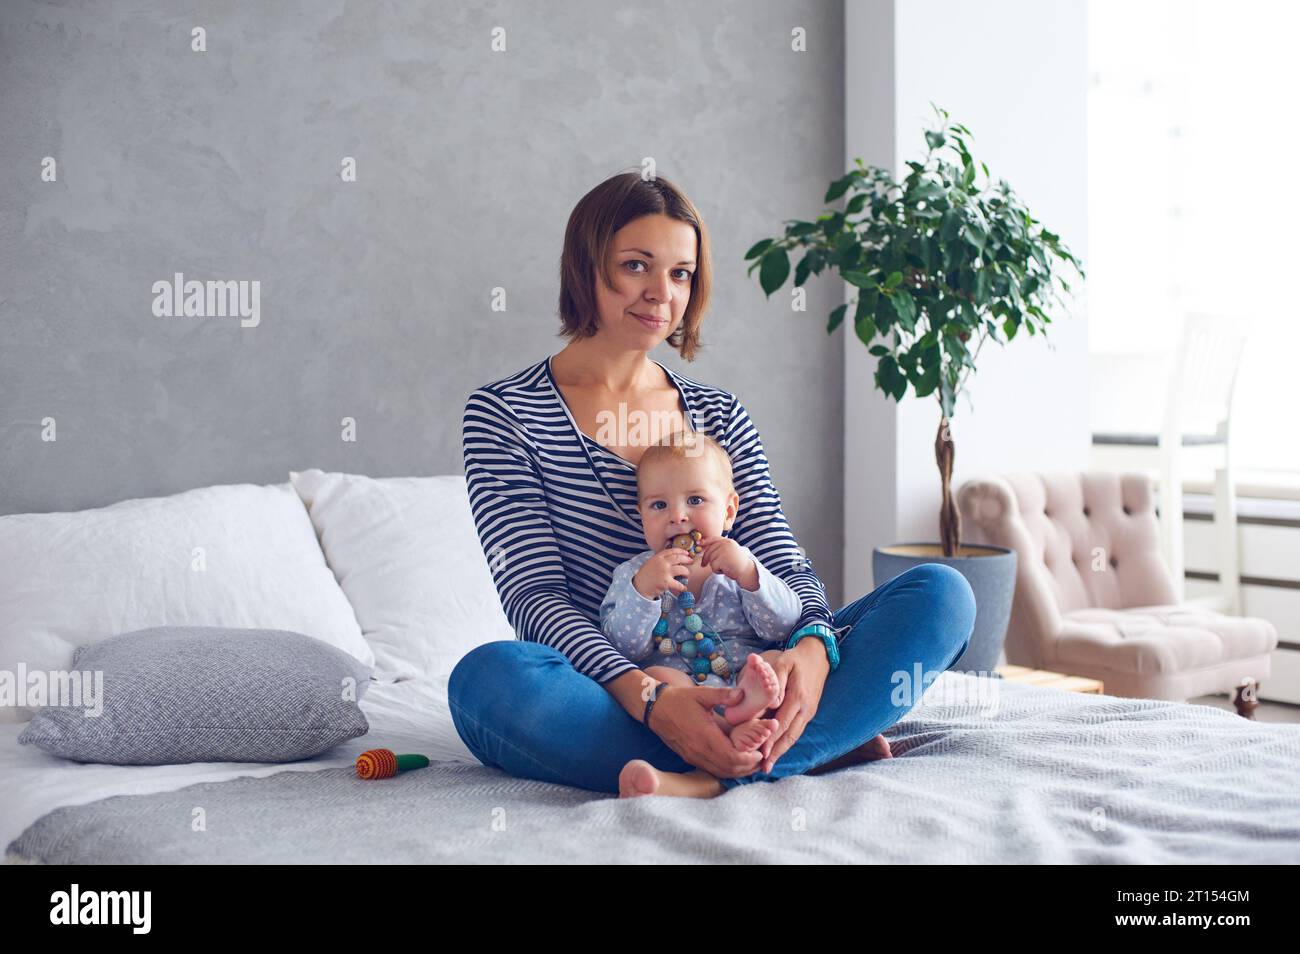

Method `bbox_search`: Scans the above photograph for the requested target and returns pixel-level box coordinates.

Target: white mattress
[0,674,475,849]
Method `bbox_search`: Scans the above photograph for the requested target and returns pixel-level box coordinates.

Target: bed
[3,469,1298,864]
[7,670,1300,864]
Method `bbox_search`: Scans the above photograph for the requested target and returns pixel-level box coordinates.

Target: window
[1087,0,1300,474]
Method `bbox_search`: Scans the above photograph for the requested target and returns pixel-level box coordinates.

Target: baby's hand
[632,548,694,599]
[697,536,756,585]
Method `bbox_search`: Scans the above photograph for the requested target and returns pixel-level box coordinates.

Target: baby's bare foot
[618,760,725,799]
[723,653,782,725]
[619,759,661,798]
[729,717,779,753]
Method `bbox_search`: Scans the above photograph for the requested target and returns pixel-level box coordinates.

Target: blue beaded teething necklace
[651,530,734,683]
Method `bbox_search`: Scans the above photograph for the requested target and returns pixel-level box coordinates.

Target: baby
[599,429,799,790]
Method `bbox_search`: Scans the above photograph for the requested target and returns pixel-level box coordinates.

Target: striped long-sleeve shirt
[461,354,835,684]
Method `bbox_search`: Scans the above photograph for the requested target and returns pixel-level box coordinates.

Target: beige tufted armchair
[957,471,1277,718]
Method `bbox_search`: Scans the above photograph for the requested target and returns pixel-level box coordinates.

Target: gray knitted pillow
[18,626,372,765]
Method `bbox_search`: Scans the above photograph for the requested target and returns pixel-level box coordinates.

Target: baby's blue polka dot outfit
[599,545,804,688]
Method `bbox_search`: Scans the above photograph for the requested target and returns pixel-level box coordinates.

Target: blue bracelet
[784,623,841,672]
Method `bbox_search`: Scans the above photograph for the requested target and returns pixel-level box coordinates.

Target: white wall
[844,0,1091,598]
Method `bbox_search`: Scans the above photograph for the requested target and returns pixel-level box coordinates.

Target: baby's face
[637,457,739,557]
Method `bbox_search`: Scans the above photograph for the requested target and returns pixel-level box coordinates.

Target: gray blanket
[8,674,1300,863]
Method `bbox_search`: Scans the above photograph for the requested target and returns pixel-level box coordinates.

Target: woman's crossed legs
[448,563,976,796]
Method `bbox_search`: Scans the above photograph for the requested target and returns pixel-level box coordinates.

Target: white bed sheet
[0,674,475,850]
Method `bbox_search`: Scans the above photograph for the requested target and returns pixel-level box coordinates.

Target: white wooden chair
[1090,314,1246,614]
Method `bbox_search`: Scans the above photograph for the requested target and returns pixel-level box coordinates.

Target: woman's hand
[647,684,764,780]
[757,637,832,773]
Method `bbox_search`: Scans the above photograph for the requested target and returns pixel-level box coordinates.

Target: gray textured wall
[0,0,848,603]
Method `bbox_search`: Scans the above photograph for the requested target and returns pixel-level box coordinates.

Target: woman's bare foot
[729,717,779,752]
[723,653,783,725]
[806,733,893,776]
[866,733,893,759]
[618,760,725,799]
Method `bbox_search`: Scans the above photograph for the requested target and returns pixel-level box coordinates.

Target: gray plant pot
[871,543,1017,674]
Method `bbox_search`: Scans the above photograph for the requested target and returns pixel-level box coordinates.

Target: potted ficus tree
[746,103,1084,671]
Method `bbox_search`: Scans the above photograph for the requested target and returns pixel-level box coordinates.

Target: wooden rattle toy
[356,748,431,780]
[669,529,704,554]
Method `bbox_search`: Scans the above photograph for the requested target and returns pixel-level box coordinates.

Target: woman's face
[593,213,697,349]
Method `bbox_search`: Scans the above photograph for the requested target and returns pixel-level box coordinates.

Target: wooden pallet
[994,665,1104,694]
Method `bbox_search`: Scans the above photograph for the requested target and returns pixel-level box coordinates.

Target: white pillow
[289,469,515,682]
[0,482,373,723]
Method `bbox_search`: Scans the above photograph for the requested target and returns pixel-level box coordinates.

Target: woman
[452,171,976,798]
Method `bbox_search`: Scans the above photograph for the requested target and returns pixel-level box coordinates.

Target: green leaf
[855,289,878,320]
[824,173,856,203]
[853,289,880,340]
[877,355,906,401]
[845,193,868,215]
[854,312,878,348]
[925,129,946,150]
[744,238,774,261]
[890,288,917,331]
[835,242,862,271]
[910,180,945,204]
[920,337,940,369]
[874,292,895,336]
[913,363,940,398]
[963,222,987,253]
[921,236,936,272]
[942,241,958,273]
[842,270,877,289]
[940,209,962,243]
[959,300,980,327]
[868,344,889,357]
[794,255,812,288]
[883,270,904,289]
[805,248,826,276]
[759,248,790,296]
[826,303,847,334]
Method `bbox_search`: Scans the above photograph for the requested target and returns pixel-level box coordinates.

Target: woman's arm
[462,387,641,686]
[723,396,837,647]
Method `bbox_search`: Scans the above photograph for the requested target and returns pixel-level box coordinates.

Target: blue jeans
[448,562,977,793]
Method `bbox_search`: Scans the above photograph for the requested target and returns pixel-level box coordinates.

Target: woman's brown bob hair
[557,171,712,362]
